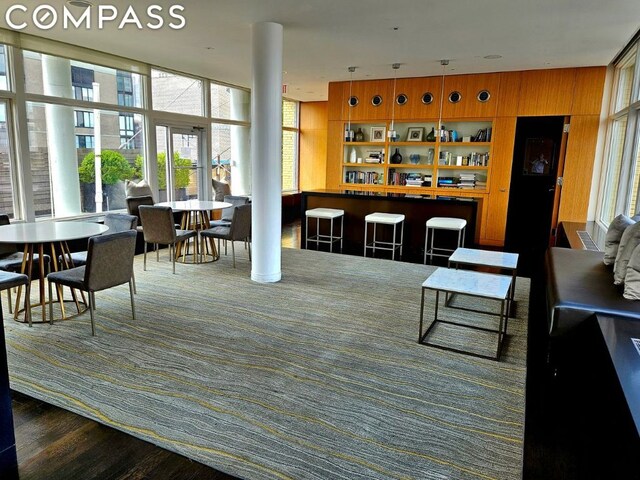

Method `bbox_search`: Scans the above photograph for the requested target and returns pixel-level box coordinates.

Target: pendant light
[388,63,400,142]
[345,66,356,142]
[438,59,449,142]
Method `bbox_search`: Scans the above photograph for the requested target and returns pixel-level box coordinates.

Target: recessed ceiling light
[67,0,93,7]
[483,54,502,60]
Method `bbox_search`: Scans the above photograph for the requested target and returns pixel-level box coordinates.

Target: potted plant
[134,152,191,201]
[78,150,134,212]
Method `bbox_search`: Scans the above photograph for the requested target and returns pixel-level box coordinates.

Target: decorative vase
[390,148,403,164]
[426,127,436,142]
[355,128,364,142]
[349,147,357,163]
[409,154,420,165]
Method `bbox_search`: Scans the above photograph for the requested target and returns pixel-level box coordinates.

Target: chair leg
[89,292,96,336]
[143,242,148,271]
[156,244,160,262]
[47,279,53,326]
[248,239,251,261]
[132,270,137,294]
[7,288,12,314]
[172,244,176,274]
[231,241,236,268]
[129,279,136,320]
[25,281,31,327]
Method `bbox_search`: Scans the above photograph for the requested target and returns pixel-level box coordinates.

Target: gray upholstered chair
[0,214,49,315]
[212,179,231,202]
[0,271,30,326]
[200,204,251,268]
[46,230,137,336]
[138,205,197,274]
[210,195,250,228]
[62,214,138,267]
[126,195,154,232]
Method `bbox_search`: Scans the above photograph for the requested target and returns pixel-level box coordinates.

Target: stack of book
[345,171,381,184]
[458,173,477,189]
[437,176,457,188]
[364,150,384,163]
[405,173,423,186]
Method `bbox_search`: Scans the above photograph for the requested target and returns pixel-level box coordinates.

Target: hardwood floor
[8,221,638,479]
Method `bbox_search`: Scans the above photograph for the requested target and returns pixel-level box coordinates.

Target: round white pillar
[230,88,251,196]
[42,55,82,217]
[250,22,283,283]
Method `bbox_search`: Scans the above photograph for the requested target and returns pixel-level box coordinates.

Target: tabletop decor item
[390,148,403,164]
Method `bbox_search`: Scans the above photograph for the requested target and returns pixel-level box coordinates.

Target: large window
[0,101,15,218]
[597,43,640,225]
[152,69,203,116]
[0,45,8,91]
[282,99,299,192]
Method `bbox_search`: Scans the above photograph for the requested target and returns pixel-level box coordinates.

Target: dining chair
[0,271,30,326]
[138,205,197,274]
[126,195,155,232]
[0,214,49,315]
[210,195,250,228]
[200,204,251,268]
[46,230,137,336]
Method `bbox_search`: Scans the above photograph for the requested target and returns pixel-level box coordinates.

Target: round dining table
[156,200,232,263]
[0,221,108,324]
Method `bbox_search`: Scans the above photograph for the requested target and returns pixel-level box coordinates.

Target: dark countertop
[302,189,480,203]
[597,314,640,435]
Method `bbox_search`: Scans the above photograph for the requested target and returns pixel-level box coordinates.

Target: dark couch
[545,247,640,336]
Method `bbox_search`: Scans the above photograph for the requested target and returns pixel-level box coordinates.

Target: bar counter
[301,189,481,263]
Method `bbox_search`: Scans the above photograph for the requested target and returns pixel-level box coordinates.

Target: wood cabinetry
[324,66,607,246]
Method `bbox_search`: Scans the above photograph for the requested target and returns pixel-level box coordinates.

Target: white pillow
[614,221,640,285]
[125,179,153,199]
[604,214,635,266]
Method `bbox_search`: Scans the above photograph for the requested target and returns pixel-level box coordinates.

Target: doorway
[504,116,567,265]
[155,125,208,202]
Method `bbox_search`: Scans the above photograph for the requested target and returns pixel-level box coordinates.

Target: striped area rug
[4,247,529,480]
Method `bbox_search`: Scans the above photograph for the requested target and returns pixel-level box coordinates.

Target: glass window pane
[614,47,636,112]
[282,129,298,192]
[629,119,640,216]
[211,123,251,195]
[23,51,143,108]
[27,102,144,217]
[600,117,628,225]
[210,84,250,121]
[0,101,16,219]
[152,69,203,116]
[283,99,298,128]
[0,44,8,91]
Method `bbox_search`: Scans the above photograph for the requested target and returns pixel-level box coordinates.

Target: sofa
[545,247,640,336]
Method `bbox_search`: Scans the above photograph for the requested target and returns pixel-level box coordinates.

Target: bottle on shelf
[390,148,403,164]
[355,128,364,142]
[349,147,357,164]
[426,127,436,142]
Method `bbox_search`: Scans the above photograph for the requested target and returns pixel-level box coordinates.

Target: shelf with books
[387,168,433,187]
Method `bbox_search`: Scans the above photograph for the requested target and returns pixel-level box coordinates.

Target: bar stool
[0,271,30,326]
[364,212,405,260]
[305,208,344,253]
[424,217,467,264]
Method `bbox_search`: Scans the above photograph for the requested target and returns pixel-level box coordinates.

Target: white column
[251,22,282,283]
[42,55,82,217]
[230,88,251,196]
[92,82,103,213]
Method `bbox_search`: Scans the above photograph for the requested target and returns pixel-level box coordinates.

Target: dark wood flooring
[8,220,639,479]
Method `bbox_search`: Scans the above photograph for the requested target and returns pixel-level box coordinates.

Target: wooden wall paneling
[393,76,443,120]
[572,67,607,115]
[327,82,346,120]
[558,115,601,222]
[482,116,517,244]
[496,71,522,117]
[517,68,577,116]
[300,102,328,191]
[441,73,501,119]
[326,120,344,189]
[348,79,392,121]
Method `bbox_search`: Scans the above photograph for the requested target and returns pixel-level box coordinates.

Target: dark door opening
[505,116,566,266]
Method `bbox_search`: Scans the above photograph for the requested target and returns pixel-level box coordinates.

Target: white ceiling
[2,0,640,102]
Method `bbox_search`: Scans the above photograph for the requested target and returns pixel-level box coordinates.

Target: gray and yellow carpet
[4,247,529,479]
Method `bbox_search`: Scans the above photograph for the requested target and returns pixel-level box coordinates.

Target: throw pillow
[624,243,640,300]
[604,214,635,265]
[125,179,153,199]
[613,221,640,284]
[212,179,231,201]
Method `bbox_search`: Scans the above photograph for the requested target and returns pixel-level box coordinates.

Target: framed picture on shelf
[371,126,386,142]
[406,127,424,142]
